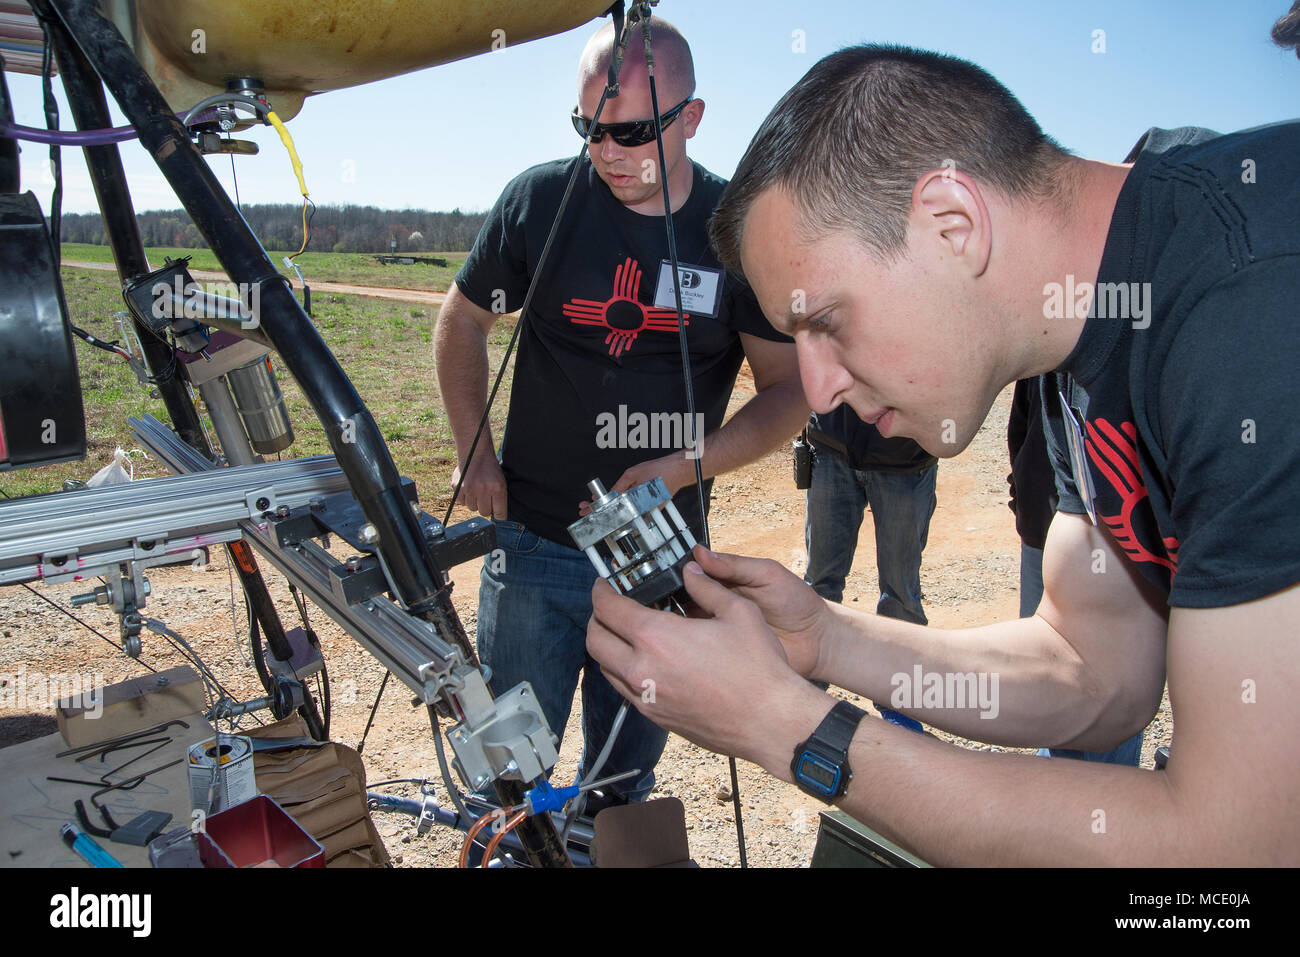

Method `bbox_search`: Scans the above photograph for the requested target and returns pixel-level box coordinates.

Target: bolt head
[360,523,379,544]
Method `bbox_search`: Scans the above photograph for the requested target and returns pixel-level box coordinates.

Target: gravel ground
[0,385,1173,867]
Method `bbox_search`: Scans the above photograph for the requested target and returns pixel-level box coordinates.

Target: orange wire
[480,810,529,867]
[458,807,507,869]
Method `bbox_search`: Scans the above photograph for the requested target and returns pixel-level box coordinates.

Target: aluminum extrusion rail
[0,452,349,586]
[129,416,468,704]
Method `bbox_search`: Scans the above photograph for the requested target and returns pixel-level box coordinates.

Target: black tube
[493,778,573,868]
[0,62,16,193]
[42,0,456,630]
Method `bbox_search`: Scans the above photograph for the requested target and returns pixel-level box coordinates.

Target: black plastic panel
[0,191,86,471]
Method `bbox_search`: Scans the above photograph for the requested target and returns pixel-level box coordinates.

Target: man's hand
[452,452,508,520]
[587,559,816,763]
[692,545,830,679]
[575,453,696,516]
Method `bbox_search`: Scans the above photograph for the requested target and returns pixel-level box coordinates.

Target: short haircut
[710,44,1068,271]
[577,15,696,104]
[1273,1,1300,59]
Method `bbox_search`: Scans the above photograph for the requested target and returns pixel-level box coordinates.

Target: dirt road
[62,260,449,307]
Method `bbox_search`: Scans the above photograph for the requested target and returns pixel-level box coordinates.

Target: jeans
[475,519,667,802]
[1020,542,1145,765]
[805,456,937,625]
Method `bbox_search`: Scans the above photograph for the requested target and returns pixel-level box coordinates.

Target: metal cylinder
[225,355,293,454]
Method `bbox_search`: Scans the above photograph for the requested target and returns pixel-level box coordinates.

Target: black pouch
[793,429,814,489]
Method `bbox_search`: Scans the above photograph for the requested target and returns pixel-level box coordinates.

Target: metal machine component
[224,355,294,454]
[121,257,214,355]
[181,333,293,463]
[134,416,561,806]
[568,477,697,611]
[211,674,305,721]
[446,682,559,791]
[129,414,482,707]
[0,446,350,587]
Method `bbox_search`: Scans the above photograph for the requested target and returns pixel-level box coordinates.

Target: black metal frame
[14,0,569,867]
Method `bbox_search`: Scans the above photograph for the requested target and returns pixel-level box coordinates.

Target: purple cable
[0,119,138,146]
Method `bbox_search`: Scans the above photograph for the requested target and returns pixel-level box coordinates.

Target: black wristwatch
[790,700,867,803]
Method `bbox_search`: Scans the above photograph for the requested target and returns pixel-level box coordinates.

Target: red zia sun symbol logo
[563,257,689,357]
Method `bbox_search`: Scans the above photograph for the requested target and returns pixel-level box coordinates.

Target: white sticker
[654,260,722,318]
[1058,389,1098,527]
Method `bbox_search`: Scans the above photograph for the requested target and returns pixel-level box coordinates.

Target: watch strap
[811,700,867,757]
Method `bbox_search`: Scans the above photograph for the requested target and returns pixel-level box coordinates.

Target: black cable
[367,777,428,790]
[641,12,744,868]
[440,14,638,528]
[39,20,61,265]
[357,669,390,756]
[17,581,158,674]
[70,324,130,360]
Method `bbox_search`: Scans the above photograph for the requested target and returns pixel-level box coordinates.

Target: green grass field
[0,264,514,506]
[59,243,469,293]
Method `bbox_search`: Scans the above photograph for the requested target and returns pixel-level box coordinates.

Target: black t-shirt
[1042,123,1300,608]
[807,405,936,473]
[455,158,788,545]
[1008,377,1058,550]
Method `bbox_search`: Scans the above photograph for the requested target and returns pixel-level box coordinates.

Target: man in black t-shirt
[434,18,805,806]
[804,406,937,624]
[587,45,1300,864]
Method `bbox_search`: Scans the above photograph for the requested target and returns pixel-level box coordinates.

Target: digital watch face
[796,752,841,796]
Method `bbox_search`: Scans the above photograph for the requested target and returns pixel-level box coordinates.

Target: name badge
[654,260,722,318]
[1058,389,1098,527]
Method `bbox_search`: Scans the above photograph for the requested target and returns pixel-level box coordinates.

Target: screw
[139,540,156,551]
[308,497,325,512]
[346,556,362,573]
[359,523,379,544]
[255,496,271,512]
[156,675,169,687]
[274,505,291,519]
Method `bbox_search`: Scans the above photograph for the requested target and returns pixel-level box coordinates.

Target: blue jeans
[805,456,937,625]
[475,519,667,802]
[1020,542,1145,765]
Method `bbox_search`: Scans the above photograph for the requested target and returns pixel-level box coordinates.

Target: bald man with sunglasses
[434,17,806,808]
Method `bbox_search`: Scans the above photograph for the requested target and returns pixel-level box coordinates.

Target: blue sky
[7,0,1300,217]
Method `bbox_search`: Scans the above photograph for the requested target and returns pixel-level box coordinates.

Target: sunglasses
[571,97,693,147]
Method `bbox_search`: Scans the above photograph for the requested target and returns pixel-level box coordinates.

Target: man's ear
[681,98,705,139]
[911,168,992,278]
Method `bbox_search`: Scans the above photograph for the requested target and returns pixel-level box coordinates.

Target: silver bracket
[447,682,558,791]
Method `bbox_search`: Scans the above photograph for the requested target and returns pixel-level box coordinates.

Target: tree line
[59,203,488,253]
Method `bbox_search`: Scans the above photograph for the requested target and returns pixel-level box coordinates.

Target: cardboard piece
[56,666,205,749]
[243,716,389,868]
[590,797,695,867]
[0,709,211,868]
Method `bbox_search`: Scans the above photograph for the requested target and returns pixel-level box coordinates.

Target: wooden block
[55,666,205,748]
